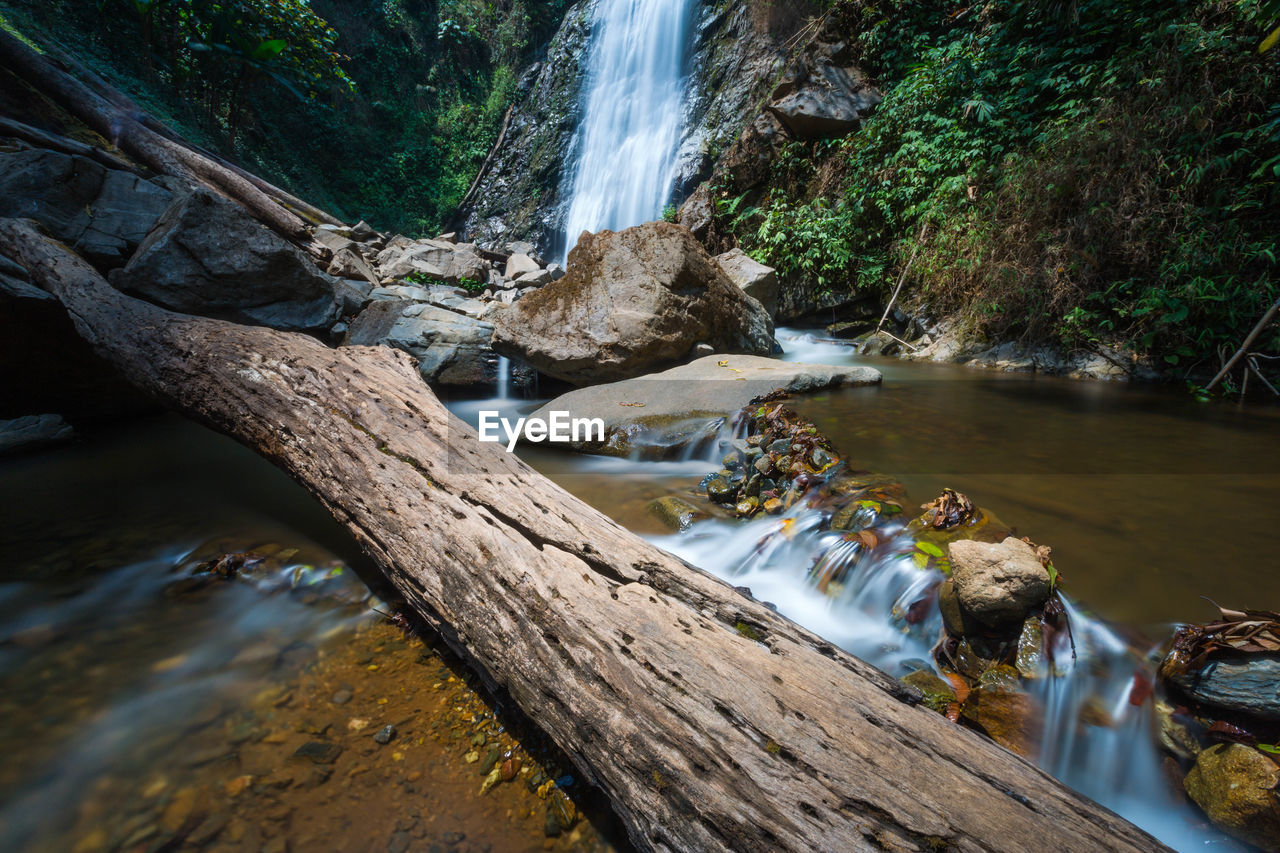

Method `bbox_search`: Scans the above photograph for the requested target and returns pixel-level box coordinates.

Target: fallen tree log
[0,218,1167,853]
[0,31,314,246]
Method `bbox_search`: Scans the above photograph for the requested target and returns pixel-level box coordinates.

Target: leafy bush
[724,0,1280,374]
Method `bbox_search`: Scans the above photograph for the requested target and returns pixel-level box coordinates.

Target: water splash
[559,0,695,259]
[652,480,1220,851]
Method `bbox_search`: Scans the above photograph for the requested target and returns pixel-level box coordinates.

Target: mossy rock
[901,670,957,714]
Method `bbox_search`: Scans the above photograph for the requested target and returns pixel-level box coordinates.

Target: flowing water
[479,329,1280,851]
[559,0,695,258]
[0,418,619,853]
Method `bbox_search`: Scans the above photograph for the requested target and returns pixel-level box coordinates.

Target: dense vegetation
[0,0,573,235]
[723,0,1280,378]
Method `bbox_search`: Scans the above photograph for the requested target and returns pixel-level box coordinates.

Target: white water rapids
[444,330,1225,850]
[559,0,694,259]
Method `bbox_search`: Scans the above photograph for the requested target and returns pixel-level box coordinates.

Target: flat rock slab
[528,354,880,457]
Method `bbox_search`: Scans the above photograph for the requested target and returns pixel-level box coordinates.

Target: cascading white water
[652,478,1219,851]
[560,0,694,258]
[496,355,512,401]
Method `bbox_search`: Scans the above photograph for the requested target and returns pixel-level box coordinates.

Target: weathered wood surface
[0,219,1168,853]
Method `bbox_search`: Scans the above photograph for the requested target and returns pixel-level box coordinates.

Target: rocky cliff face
[455,0,595,256]
[456,0,810,257]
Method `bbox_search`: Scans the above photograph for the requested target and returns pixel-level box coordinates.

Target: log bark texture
[0,219,1168,853]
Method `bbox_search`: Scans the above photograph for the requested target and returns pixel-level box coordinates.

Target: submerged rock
[949,538,1051,631]
[492,222,775,385]
[1183,743,1280,852]
[646,496,707,532]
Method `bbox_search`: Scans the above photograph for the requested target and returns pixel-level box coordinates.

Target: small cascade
[496,355,513,401]
[559,0,696,258]
[649,431,1218,850]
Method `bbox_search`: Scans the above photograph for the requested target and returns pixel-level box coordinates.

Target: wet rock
[373,724,396,745]
[1167,654,1280,723]
[387,831,411,853]
[492,222,774,385]
[331,689,353,705]
[111,187,341,332]
[479,765,503,795]
[1184,743,1280,852]
[763,497,784,514]
[949,538,1051,630]
[1154,701,1201,761]
[291,741,342,764]
[714,248,779,317]
[187,812,228,847]
[646,496,707,532]
[937,579,983,638]
[961,684,1041,757]
[442,830,466,845]
[1014,617,1044,678]
[900,670,956,713]
[705,476,736,504]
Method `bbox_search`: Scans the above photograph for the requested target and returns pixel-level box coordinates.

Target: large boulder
[343,300,494,385]
[948,538,1052,631]
[715,248,779,317]
[109,188,340,331]
[375,240,489,285]
[766,52,881,140]
[492,222,775,385]
[0,149,171,267]
[524,354,879,456]
[1184,744,1280,852]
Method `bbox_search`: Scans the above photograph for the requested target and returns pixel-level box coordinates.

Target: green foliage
[721,0,1280,375]
[661,203,678,223]
[3,0,573,235]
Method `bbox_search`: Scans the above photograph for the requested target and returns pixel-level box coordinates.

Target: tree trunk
[34,39,346,229]
[0,30,316,246]
[0,219,1168,853]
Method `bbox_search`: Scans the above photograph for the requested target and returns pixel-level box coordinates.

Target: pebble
[442,830,466,845]
[225,775,253,798]
[292,741,342,764]
[373,724,396,745]
[331,689,353,705]
[387,830,411,853]
[479,747,502,774]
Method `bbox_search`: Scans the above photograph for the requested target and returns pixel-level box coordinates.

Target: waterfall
[560,0,695,259]
[496,355,512,401]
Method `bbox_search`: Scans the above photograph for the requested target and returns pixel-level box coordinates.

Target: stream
[471,329,1280,850]
[3,335,1277,849]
